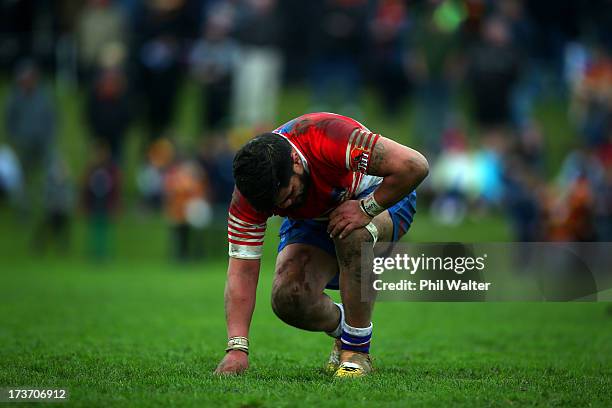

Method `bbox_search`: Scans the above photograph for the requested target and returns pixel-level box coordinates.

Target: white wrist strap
[226,336,249,354]
[364,222,379,244]
[360,193,385,217]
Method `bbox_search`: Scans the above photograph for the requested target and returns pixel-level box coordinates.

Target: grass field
[0,79,609,406]
[1,210,611,407]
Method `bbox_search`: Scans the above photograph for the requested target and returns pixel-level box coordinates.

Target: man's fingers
[214,368,240,376]
[338,222,357,239]
[327,215,337,233]
[327,211,344,233]
[330,218,350,238]
[214,354,247,375]
[214,363,246,375]
[214,359,231,374]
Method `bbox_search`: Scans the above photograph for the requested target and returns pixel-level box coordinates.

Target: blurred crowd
[0,0,611,259]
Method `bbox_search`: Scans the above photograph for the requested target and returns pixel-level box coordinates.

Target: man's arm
[224,257,260,337]
[328,136,429,238]
[364,136,429,209]
[214,257,260,375]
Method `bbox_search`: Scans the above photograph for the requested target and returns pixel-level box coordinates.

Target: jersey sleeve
[227,188,269,260]
[314,115,381,174]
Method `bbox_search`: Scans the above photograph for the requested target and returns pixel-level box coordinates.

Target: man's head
[233,133,309,213]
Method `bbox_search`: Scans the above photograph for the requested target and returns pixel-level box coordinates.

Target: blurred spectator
[86,66,132,163]
[1,0,610,249]
[570,44,612,147]
[430,125,504,225]
[548,176,598,242]
[5,60,57,212]
[189,6,239,133]
[551,147,605,241]
[133,0,198,139]
[82,142,121,260]
[595,164,612,241]
[583,0,612,51]
[32,157,75,254]
[467,15,520,149]
[77,0,127,80]
[502,154,546,241]
[409,0,463,154]
[368,0,410,116]
[599,132,612,168]
[429,128,472,225]
[556,147,605,190]
[197,135,235,211]
[473,147,504,204]
[461,0,487,43]
[523,0,576,95]
[164,160,211,261]
[515,120,546,174]
[0,145,23,206]
[0,1,35,66]
[137,138,175,210]
[308,0,368,117]
[232,0,283,129]
[277,1,315,81]
[496,0,537,129]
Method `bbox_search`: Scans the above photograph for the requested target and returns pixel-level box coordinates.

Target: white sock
[340,321,373,353]
[341,321,373,337]
[326,302,344,338]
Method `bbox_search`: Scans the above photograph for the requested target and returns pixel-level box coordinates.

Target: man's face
[275,151,309,210]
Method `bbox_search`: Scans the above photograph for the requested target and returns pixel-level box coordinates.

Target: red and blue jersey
[228,112,382,259]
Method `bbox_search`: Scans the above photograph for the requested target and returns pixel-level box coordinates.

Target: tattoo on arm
[368,140,386,175]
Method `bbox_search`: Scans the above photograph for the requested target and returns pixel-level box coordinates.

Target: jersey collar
[273,132,310,174]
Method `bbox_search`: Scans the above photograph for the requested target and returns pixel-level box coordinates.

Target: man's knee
[333,227,373,265]
[271,257,315,328]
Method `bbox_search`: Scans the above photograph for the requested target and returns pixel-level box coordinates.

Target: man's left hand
[328,200,372,239]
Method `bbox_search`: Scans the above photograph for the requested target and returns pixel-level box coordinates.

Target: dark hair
[233,133,293,212]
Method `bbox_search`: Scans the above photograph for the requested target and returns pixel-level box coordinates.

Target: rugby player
[214,112,428,377]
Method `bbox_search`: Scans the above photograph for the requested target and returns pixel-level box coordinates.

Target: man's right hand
[214,350,249,375]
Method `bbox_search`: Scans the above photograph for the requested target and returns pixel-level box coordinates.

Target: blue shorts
[277,185,417,289]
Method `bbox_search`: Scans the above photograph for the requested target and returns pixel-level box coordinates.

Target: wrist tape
[360,193,385,217]
[226,336,249,354]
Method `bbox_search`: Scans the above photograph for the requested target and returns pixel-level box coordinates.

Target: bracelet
[360,193,385,217]
[225,336,249,354]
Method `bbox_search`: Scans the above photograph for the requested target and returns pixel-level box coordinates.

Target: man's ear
[291,149,300,164]
[291,149,302,172]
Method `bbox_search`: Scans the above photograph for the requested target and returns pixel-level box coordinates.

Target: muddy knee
[333,228,373,266]
[271,258,316,328]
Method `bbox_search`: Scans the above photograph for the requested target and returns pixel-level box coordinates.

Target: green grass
[0,210,610,407]
[0,76,605,407]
